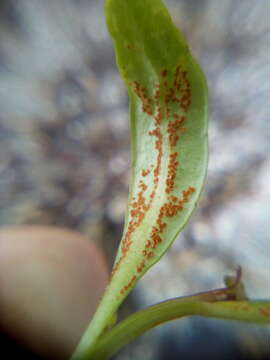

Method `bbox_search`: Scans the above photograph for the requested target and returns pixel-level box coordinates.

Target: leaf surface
[107,0,208,306]
[71,1,208,357]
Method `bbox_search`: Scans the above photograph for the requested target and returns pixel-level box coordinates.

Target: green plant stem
[87,299,270,360]
[71,271,252,360]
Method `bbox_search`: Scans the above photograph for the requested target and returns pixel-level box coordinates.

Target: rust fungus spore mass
[131,81,153,115]
[114,65,195,297]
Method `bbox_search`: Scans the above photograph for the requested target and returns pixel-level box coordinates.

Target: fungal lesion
[131,81,153,115]
[141,186,195,261]
[113,64,195,296]
[141,168,151,177]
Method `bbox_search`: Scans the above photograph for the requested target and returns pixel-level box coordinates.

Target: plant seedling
[71,1,270,359]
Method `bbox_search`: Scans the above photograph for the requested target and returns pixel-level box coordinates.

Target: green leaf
[71,0,208,358]
[108,0,208,284]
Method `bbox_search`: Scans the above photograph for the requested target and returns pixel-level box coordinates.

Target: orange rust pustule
[138,180,148,192]
[182,186,195,202]
[154,92,160,106]
[111,179,149,277]
[154,107,162,125]
[136,261,145,273]
[141,168,151,177]
[167,115,186,147]
[140,186,196,263]
[131,81,153,115]
[149,126,163,185]
[172,65,192,113]
[120,275,137,295]
[165,152,179,194]
[164,87,175,105]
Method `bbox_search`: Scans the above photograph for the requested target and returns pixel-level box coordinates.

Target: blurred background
[0,0,270,358]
